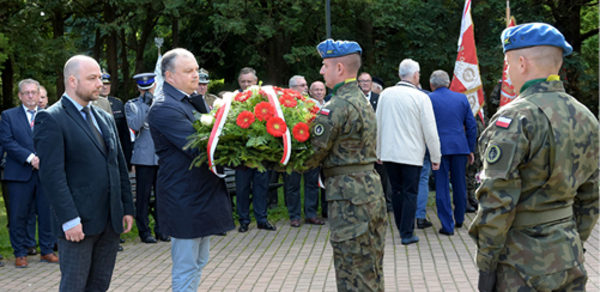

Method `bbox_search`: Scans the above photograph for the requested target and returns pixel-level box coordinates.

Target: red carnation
[254,102,275,121]
[292,122,310,142]
[306,114,316,124]
[236,111,255,129]
[235,91,252,102]
[266,117,287,137]
[279,94,297,108]
[309,105,320,114]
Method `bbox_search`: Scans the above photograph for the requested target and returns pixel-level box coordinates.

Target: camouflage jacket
[469,80,599,276]
[305,80,384,242]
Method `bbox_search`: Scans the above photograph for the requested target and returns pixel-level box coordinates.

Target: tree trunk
[134,11,157,75]
[104,2,119,97]
[93,28,102,61]
[262,35,291,86]
[120,28,131,101]
[1,58,14,111]
[52,7,65,98]
[172,18,179,48]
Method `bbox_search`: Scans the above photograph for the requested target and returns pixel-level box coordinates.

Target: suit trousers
[235,168,269,225]
[384,162,421,239]
[134,165,161,238]
[7,173,54,257]
[283,168,320,220]
[58,222,120,292]
[171,236,211,292]
[416,152,431,219]
[433,154,467,233]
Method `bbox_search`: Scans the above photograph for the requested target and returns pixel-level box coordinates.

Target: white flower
[248,85,260,93]
[200,114,214,126]
[212,98,225,109]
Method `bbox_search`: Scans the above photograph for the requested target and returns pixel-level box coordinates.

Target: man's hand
[478,271,497,292]
[468,153,475,165]
[31,156,40,169]
[122,215,134,233]
[65,223,85,242]
[431,162,440,171]
[376,159,383,165]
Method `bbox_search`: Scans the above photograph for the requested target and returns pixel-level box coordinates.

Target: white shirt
[22,105,39,163]
[376,81,441,166]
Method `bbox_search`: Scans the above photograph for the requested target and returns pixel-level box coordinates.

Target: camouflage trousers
[329,197,387,292]
[496,263,587,292]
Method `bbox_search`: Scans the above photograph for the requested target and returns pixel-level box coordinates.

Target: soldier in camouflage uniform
[305,39,387,292]
[465,115,486,211]
[469,23,599,292]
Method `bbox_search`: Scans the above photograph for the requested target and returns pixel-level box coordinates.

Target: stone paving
[0,208,598,291]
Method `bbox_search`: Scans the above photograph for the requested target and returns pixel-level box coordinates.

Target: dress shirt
[22,105,39,163]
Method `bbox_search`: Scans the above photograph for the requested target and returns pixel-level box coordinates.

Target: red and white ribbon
[262,86,291,165]
[207,94,233,178]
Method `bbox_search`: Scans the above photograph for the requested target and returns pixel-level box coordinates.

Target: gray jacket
[125,97,158,166]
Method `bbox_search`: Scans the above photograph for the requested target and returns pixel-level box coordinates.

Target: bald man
[33,55,134,291]
[305,39,387,291]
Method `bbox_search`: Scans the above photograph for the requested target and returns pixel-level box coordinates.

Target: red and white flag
[449,0,484,121]
[499,17,517,107]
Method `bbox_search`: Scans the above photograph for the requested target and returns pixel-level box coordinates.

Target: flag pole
[506,0,510,27]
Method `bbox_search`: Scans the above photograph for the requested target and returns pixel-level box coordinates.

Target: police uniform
[305,39,387,291]
[125,73,168,243]
[469,23,599,292]
[198,69,221,108]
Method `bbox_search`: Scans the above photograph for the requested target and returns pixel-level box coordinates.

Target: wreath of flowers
[186,85,316,172]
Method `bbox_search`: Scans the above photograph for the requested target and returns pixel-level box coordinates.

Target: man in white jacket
[376,59,441,245]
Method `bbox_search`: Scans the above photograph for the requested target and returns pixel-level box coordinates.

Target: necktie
[188,93,208,114]
[27,109,35,130]
[82,107,107,153]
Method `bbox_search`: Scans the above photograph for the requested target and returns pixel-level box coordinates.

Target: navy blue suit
[429,87,477,233]
[0,106,54,257]
[148,82,235,239]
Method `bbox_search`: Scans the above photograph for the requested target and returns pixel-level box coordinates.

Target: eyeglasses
[358,80,371,83]
[20,91,38,96]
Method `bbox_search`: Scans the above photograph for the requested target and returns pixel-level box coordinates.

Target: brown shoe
[40,253,59,263]
[305,218,325,225]
[15,256,27,268]
[290,219,301,227]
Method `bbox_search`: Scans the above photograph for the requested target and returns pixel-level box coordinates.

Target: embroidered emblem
[486,144,501,164]
[314,124,325,136]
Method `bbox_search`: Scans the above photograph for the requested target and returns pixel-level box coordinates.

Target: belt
[323,164,374,178]
[512,207,573,227]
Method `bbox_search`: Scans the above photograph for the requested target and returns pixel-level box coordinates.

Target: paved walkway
[0,208,598,291]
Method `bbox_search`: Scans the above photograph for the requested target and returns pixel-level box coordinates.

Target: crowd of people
[0,21,597,292]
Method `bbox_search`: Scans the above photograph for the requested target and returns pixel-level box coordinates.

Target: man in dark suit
[428,70,477,236]
[33,55,134,291]
[147,48,235,292]
[0,79,58,268]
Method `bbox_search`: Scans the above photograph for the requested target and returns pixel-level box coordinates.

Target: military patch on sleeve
[319,108,331,116]
[485,144,501,164]
[495,116,512,128]
[313,123,325,136]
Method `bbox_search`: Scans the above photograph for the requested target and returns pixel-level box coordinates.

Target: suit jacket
[428,87,477,155]
[0,106,38,182]
[108,96,133,168]
[125,96,158,166]
[147,82,235,239]
[33,97,134,237]
[366,91,380,111]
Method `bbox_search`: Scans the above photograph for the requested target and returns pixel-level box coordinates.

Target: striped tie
[27,109,35,130]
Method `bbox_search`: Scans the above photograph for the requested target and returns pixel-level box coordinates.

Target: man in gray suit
[125,73,169,243]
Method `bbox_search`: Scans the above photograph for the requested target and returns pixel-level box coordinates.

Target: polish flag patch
[320,108,331,116]
[495,116,512,128]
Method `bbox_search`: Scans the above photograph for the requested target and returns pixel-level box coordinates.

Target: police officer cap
[316,39,362,59]
[101,69,110,84]
[502,22,573,56]
[372,76,385,88]
[198,68,210,84]
[133,73,156,90]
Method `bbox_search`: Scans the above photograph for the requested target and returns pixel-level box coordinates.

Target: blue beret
[133,73,156,90]
[317,39,362,58]
[101,69,110,84]
[502,22,572,56]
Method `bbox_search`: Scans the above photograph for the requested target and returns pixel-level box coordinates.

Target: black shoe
[0,261,4,267]
[267,203,278,210]
[416,218,432,229]
[53,242,58,252]
[141,236,157,244]
[117,245,123,252]
[157,234,171,242]
[257,222,276,231]
[0,254,3,260]
[439,228,454,236]
[456,223,463,228]
[215,232,227,236]
[465,205,476,213]
[239,224,249,233]
[119,238,125,243]
[27,247,37,256]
